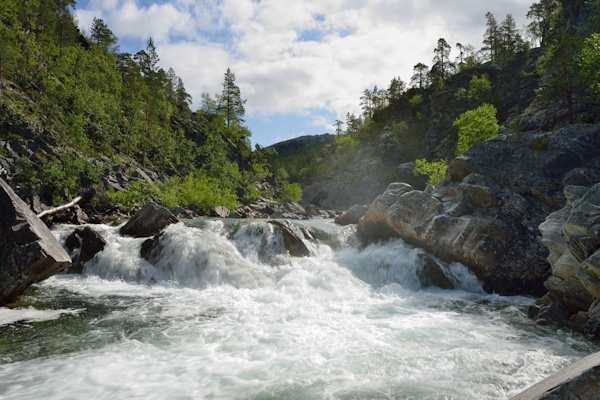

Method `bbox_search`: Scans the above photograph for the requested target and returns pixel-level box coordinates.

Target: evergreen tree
[527,0,560,48]
[334,119,343,137]
[482,12,500,63]
[218,68,246,127]
[410,63,429,89]
[456,42,466,69]
[387,76,405,103]
[498,14,525,63]
[90,17,118,53]
[432,38,452,84]
[360,87,374,119]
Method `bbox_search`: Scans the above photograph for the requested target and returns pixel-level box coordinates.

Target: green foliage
[106,180,157,213]
[278,182,302,203]
[413,159,448,185]
[468,74,492,104]
[391,121,409,138]
[0,0,280,211]
[579,33,600,100]
[158,170,238,213]
[409,94,423,108]
[453,104,499,156]
[218,68,246,127]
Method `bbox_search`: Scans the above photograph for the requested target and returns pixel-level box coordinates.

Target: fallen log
[36,195,83,219]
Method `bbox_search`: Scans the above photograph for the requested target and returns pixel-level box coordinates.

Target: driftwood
[37,195,83,219]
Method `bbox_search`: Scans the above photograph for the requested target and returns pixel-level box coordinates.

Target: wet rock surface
[0,178,71,304]
[64,226,107,274]
[119,202,179,238]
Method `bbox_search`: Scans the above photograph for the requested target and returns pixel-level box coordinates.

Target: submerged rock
[0,178,71,304]
[120,201,178,238]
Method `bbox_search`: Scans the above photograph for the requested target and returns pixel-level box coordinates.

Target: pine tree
[218,68,246,127]
[432,38,452,84]
[527,0,560,48]
[498,14,524,63]
[90,17,118,53]
[482,12,500,63]
[410,63,429,89]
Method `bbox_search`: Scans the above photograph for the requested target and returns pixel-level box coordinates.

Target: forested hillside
[0,0,300,215]
[274,0,600,210]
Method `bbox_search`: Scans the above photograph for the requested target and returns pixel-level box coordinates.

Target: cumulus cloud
[74,0,533,134]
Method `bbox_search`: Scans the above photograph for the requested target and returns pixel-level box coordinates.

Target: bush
[277,182,302,203]
[106,180,157,212]
[413,159,448,185]
[158,170,238,214]
[453,103,498,156]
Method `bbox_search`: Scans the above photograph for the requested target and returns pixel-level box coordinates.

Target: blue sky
[73,0,533,147]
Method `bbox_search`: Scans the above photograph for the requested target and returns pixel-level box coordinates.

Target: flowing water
[0,219,597,399]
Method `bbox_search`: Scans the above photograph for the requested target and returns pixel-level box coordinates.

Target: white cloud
[75,0,534,134]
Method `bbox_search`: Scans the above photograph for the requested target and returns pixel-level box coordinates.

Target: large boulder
[530,184,600,338]
[357,126,600,296]
[119,202,178,238]
[0,179,71,304]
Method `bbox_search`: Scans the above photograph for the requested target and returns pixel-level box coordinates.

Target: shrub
[413,159,448,185]
[106,180,157,212]
[277,182,302,203]
[453,103,498,156]
[158,170,238,214]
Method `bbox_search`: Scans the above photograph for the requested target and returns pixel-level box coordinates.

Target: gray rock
[358,126,600,296]
[64,227,107,274]
[334,204,368,225]
[532,183,600,338]
[210,206,230,218]
[417,253,455,290]
[268,220,314,257]
[120,202,178,238]
[0,178,71,304]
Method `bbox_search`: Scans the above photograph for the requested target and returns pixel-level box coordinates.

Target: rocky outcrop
[530,184,600,339]
[334,204,368,225]
[119,202,179,238]
[0,178,71,304]
[357,126,600,296]
[511,351,600,400]
[64,227,107,274]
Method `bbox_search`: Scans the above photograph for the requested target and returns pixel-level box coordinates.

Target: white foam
[0,220,595,399]
[0,307,82,326]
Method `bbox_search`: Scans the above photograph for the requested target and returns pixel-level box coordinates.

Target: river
[0,219,597,399]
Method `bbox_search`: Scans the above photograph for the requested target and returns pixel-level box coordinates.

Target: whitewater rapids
[0,219,597,399]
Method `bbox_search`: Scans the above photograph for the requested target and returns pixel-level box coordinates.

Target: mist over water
[0,220,597,399]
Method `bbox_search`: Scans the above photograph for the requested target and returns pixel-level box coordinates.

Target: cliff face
[531,183,600,340]
[357,125,600,296]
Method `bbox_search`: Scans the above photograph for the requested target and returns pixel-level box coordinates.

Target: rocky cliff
[531,183,600,339]
[357,125,600,296]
